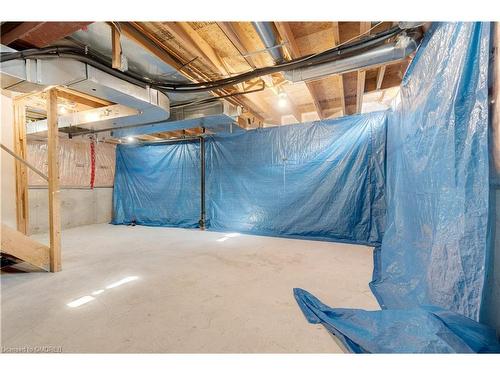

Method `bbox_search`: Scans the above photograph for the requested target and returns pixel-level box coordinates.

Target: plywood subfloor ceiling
[130,21,411,127]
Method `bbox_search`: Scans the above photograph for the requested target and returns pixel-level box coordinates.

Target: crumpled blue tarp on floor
[294,22,499,353]
[206,111,387,245]
[294,288,500,353]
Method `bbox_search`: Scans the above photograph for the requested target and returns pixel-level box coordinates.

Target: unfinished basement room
[1,2,500,366]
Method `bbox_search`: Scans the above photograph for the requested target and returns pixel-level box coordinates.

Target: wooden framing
[356,70,366,113]
[47,89,62,272]
[356,23,371,114]
[331,23,346,116]
[56,87,112,108]
[2,90,61,272]
[111,25,123,70]
[217,22,301,124]
[274,22,324,120]
[116,21,413,125]
[1,22,45,45]
[118,22,264,126]
[13,99,28,234]
[376,65,386,90]
[163,22,230,77]
[1,224,50,271]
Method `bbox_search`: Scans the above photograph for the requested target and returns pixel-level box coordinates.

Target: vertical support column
[491,22,500,183]
[199,135,206,230]
[47,89,61,272]
[13,99,28,234]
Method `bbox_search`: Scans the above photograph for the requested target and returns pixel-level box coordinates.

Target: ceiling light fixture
[278,92,288,109]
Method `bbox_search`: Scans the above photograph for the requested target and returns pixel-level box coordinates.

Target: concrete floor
[1,224,379,353]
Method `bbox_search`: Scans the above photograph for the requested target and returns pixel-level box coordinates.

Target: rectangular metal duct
[112,100,242,138]
[0,45,170,135]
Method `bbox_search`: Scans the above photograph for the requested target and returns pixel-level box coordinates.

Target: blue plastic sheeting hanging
[112,141,200,228]
[205,111,387,245]
[294,288,500,353]
[370,22,491,321]
[293,22,497,353]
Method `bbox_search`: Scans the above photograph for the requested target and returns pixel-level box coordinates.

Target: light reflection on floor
[66,276,139,308]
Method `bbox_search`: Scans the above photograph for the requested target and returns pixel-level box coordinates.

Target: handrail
[0,143,49,181]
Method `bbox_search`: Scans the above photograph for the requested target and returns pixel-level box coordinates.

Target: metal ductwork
[251,22,284,63]
[0,45,170,136]
[283,35,419,83]
[112,99,242,138]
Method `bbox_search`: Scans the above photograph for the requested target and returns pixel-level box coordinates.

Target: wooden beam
[162,22,229,77]
[221,22,300,124]
[376,65,386,90]
[136,134,161,141]
[1,224,50,271]
[1,22,45,45]
[274,22,324,120]
[355,23,371,114]
[331,23,347,116]
[47,89,61,272]
[332,22,340,46]
[56,87,112,108]
[120,22,264,124]
[117,22,184,70]
[13,99,28,234]
[356,70,366,113]
[11,22,91,48]
[216,22,256,68]
[111,25,123,70]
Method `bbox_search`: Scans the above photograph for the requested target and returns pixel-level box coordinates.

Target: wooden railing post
[13,99,28,234]
[47,88,61,272]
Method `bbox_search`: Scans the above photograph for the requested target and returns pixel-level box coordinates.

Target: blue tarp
[112,111,387,245]
[110,21,498,353]
[205,111,387,245]
[112,141,200,228]
[294,22,498,353]
[294,288,500,353]
[370,22,491,321]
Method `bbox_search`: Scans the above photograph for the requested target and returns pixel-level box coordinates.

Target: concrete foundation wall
[28,187,113,234]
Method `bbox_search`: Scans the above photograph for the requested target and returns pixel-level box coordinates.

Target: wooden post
[111,25,123,70]
[13,99,28,234]
[47,89,61,272]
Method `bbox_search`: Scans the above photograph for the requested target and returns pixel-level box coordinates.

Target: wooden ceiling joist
[1,22,91,47]
[274,22,324,120]
[111,25,123,70]
[55,87,112,109]
[211,22,300,124]
[114,21,413,128]
[376,65,386,90]
[1,22,45,45]
[216,22,257,69]
[162,22,229,77]
[120,22,264,127]
[355,22,371,114]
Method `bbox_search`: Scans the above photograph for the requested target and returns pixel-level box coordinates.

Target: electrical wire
[0,25,406,94]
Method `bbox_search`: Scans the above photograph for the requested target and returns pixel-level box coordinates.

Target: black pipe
[199,135,206,230]
[0,26,405,93]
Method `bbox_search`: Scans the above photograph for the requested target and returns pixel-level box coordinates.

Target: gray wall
[28,187,113,234]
